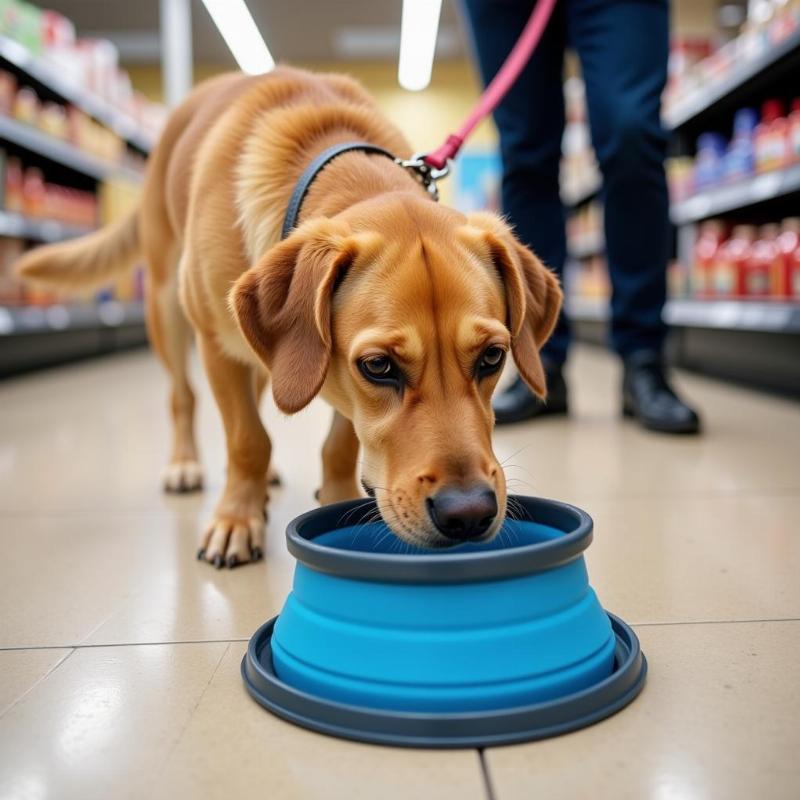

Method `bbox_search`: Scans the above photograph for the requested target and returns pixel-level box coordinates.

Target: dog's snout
[426,486,498,541]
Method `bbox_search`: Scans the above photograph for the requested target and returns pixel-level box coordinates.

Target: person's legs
[568,0,670,358]
[462,0,569,367]
[569,0,699,433]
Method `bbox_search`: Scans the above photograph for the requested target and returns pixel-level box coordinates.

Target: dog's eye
[477,345,506,376]
[359,355,401,386]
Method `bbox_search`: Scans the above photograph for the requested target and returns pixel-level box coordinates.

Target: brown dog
[16,67,561,567]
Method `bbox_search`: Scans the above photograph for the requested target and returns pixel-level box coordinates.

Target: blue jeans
[462,0,670,364]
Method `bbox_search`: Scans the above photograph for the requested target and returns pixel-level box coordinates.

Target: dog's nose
[427,486,498,541]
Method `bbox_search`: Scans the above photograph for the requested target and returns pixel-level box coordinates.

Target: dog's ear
[460,212,562,398]
[231,219,368,413]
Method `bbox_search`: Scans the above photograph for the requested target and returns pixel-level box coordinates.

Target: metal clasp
[395,153,451,201]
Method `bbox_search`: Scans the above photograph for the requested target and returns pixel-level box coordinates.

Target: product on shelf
[0,0,166,141]
[2,154,98,227]
[726,108,757,181]
[788,99,800,161]
[755,100,789,172]
[664,0,800,112]
[713,224,755,297]
[693,220,726,297]
[669,94,800,200]
[694,133,728,189]
[566,200,603,251]
[0,235,24,303]
[748,224,781,296]
[777,217,800,297]
[688,216,800,300]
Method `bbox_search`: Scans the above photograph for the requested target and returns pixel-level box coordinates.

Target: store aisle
[0,346,798,799]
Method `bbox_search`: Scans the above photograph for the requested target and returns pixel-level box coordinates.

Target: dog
[16,67,561,568]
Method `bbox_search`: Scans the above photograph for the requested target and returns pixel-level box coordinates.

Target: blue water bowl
[242,495,646,747]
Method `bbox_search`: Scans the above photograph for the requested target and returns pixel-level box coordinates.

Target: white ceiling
[43,0,468,66]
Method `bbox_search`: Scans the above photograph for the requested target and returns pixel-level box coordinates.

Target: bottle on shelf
[714,224,756,297]
[754,100,788,172]
[725,108,757,181]
[693,220,726,297]
[789,99,800,164]
[777,218,800,298]
[747,224,781,297]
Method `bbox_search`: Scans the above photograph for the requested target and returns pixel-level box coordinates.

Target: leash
[282,0,557,238]
[421,0,558,172]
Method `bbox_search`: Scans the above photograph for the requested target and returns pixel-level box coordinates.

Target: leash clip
[395,153,450,201]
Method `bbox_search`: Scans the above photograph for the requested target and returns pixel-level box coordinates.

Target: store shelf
[0,114,142,182]
[670,163,800,225]
[562,175,602,209]
[664,27,800,130]
[0,210,93,242]
[567,231,604,260]
[566,294,800,333]
[0,300,147,376]
[565,296,609,322]
[0,34,153,153]
[0,300,144,336]
[663,298,800,333]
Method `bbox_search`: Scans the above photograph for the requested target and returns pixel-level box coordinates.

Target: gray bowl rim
[285,495,593,584]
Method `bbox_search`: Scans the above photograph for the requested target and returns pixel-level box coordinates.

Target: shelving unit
[0,34,153,154]
[663,27,800,133]
[0,209,93,242]
[563,25,800,395]
[0,301,147,376]
[671,163,800,225]
[567,231,604,261]
[0,115,141,182]
[0,29,153,378]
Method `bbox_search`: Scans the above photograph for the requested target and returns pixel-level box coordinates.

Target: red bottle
[714,225,755,297]
[747,225,780,297]
[789,99,800,164]
[693,220,725,297]
[777,218,800,298]
[755,100,787,172]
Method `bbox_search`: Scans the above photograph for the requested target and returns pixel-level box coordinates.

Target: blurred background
[0,0,798,396]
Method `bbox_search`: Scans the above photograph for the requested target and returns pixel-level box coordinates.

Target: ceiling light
[200,0,274,75]
[398,0,443,91]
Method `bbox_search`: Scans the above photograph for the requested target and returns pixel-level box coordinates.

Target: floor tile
[0,351,334,516]
[485,620,800,800]
[583,493,800,624]
[0,510,295,649]
[493,352,800,501]
[0,642,229,800]
[152,643,487,800]
[0,648,71,716]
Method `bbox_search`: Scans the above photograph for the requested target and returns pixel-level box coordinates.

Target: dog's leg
[144,249,203,493]
[197,333,271,567]
[253,369,282,489]
[317,411,361,504]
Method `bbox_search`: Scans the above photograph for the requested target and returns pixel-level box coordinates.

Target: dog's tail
[15,208,141,291]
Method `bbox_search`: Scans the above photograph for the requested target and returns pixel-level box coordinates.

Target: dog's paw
[163,460,204,493]
[316,479,362,506]
[197,514,265,569]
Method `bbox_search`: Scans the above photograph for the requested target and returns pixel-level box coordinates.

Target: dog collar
[281,142,447,240]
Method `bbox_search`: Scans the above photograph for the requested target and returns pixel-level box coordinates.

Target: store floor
[0,345,798,799]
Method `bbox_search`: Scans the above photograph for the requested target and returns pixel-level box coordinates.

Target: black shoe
[493,367,568,425]
[622,353,701,434]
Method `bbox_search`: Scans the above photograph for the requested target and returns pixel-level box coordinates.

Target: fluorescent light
[200,0,274,75]
[398,0,442,91]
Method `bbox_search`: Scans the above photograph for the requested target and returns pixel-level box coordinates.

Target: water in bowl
[313,517,563,555]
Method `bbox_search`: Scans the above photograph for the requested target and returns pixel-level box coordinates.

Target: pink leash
[422,0,559,171]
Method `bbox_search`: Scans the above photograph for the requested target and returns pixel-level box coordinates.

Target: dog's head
[231,194,561,547]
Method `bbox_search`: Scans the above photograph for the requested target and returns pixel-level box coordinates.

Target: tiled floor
[0,346,798,799]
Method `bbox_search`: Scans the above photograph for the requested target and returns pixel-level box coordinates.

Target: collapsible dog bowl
[242,495,646,747]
